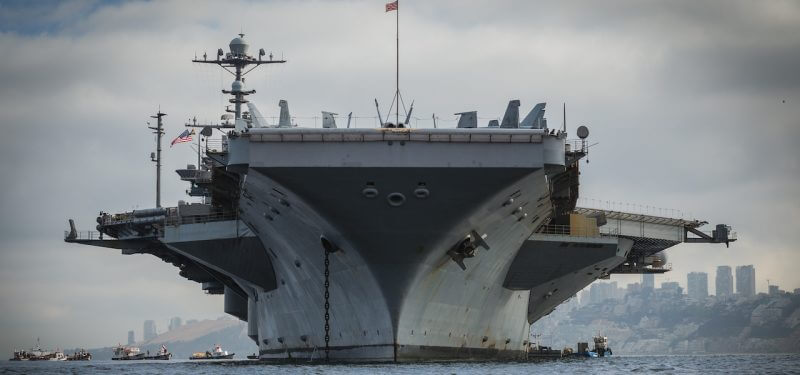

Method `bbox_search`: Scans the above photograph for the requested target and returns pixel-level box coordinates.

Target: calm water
[2,355,799,374]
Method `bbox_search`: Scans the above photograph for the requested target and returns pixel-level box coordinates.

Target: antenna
[148,110,166,208]
[563,103,566,133]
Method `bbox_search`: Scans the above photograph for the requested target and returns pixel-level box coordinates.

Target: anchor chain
[323,248,331,362]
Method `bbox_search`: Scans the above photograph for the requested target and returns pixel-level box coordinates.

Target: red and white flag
[385,1,397,12]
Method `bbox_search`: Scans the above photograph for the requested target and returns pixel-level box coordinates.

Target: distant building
[660,281,683,295]
[687,272,709,300]
[736,265,756,297]
[143,320,157,342]
[169,317,183,331]
[795,288,800,295]
[589,282,622,304]
[768,285,781,296]
[715,266,733,297]
[642,274,655,290]
[127,330,135,345]
[627,282,642,295]
[579,289,590,306]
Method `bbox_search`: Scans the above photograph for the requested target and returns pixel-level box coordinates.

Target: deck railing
[164,211,237,226]
[64,230,106,241]
[535,224,620,237]
[205,139,227,153]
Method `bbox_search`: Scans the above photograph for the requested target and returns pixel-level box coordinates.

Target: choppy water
[2,354,799,374]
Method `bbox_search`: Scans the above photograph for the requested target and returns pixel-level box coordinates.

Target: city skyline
[583,264,795,302]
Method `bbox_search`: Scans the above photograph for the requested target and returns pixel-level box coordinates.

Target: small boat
[29,351,67,361]
[144,345,172,360]
[190,344,235,360]
[67,349,92,361]
[9,339,55,361]
[589,335,613,357]
[574,336,613,358]
[111,345,146,360]
[527,344,563,359]
[246,353,259,360]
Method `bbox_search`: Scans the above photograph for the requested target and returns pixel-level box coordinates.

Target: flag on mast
[385,1,397,12]
[170,129,195,147]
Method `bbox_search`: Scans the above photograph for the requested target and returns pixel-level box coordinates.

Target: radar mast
[192,34,286,121]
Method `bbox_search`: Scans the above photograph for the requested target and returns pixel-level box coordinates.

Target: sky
[0,0,798,355]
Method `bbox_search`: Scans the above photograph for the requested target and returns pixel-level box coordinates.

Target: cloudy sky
[0,0,798,354]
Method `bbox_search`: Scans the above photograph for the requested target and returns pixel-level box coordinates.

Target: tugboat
[575,336,613,358]
[190,344,234,360]
[144,345,172,360]
[111,345,146,360]
[67,349,92,361]
[590,335,613,357]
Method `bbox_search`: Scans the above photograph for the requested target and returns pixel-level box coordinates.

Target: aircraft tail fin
[500,100,521,128]
[455,111,477,128]
[520,103,547,129]
[278,100,291,127]
[322,111,338,128]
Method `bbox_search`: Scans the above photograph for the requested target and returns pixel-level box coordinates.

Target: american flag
[170,129,194,147]
[385,1,397,12]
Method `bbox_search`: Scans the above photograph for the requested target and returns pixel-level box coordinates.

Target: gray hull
[240,166,550,361]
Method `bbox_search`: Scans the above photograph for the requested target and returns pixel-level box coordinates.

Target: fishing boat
[144,345,172,360]
[67,349,92,361]
[112,345,146,360]
[190,344,234,360]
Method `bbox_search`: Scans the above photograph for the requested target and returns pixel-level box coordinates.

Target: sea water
[2,354,799,374]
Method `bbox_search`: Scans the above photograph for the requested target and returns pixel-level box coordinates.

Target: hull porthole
[387,192,406,207]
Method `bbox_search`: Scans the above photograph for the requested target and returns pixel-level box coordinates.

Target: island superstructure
[65,34,735,362]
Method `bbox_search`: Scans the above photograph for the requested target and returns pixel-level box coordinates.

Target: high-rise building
[660,281,683,295]
[715,266,733,297]
[736,265,756,297]
[127,330,135,345]
[589,282,621,304]
[143,320,157,342]
[579,289,590,306]
[768,285,780,296]
[642,273,655,290]
[168,317,182,331]
[687,272,709,300]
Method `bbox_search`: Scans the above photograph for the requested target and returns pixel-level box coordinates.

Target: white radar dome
[231,80,245,92]
[229,34,249,56]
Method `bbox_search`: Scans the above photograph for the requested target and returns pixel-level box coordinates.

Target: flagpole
[197,130,201,171]
[395,0,399,125]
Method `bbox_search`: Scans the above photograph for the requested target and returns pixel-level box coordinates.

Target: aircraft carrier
[65,34,735,362]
